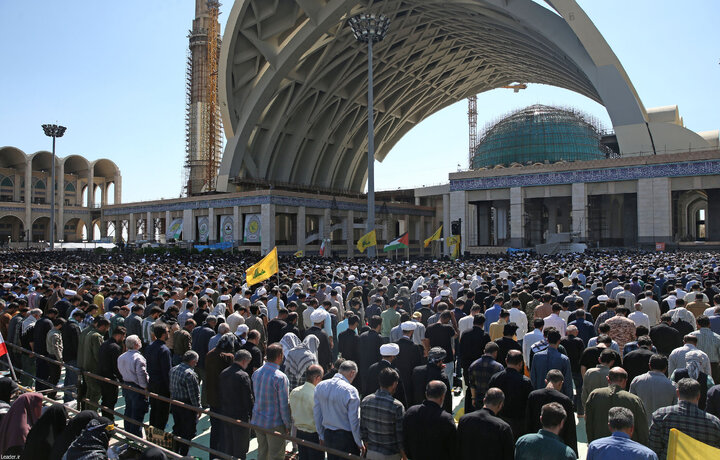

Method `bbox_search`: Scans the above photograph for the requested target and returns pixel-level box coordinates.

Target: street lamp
[42,123,66,250]
[349,12,390,258]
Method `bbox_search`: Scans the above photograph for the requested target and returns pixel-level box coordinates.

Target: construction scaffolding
[184,0,223,196]
[467,95,477,169]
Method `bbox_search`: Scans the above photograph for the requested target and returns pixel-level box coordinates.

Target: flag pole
[1,333,17,381]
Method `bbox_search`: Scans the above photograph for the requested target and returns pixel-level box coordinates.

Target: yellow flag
[424,225,443,248]
[446,235,460,246]
[668,428,720,459]
[294,250,304,258]
[246,247,278,285]
[356,230,377,253]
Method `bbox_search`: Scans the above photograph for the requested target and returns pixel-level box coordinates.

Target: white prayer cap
[235,324,249,336]
[123,276,133,283]
[440,289,451,297]
[380,343,400,356]
[598,295,609,301]
[257,288,267,296]
[310,309,326,323]
[401,321,417,331]
[420,290,431,297]
[64,289,77,297]
[219,294,231,301]
[204,288,216,295]
[348,275,356,281]
[421,296,432,305]
[2,283,12,289]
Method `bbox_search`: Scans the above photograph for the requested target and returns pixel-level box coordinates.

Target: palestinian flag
[383,232,409,252]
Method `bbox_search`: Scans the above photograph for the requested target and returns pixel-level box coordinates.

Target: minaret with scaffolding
[467,95,477,169]
[184,0,223,196]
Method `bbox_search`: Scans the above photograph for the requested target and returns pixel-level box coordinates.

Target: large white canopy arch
[218,0,710,193]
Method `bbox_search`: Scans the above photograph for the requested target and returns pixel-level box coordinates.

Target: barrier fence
[6,342,363,460]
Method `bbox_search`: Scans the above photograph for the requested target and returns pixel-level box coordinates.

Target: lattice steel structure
[468,96,477,169]
[216,0,711,193]
[471,104,613,169]
[184,0,224,196]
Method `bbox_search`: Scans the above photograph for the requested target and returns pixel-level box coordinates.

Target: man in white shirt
[266,287,284,319]
[638,291,661,326]
[543,303,566,337]
[458,305,481,335]
[628,302,650,329]
[668,335,712,376]
[522,318,545,367]
[508,299,528,340]
[225,303,246,333]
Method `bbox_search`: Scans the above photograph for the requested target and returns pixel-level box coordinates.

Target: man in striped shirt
[169,350,201,456]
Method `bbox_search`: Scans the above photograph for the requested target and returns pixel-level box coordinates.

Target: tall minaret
[184,0,222,196]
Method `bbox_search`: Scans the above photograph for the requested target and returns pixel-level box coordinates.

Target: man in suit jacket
[649,313,683,356]
[457,388,514,460]
[358,315,385,380]
[338,315,361,363]
[305,309,333,371]
[403,380,457,460]
[412,347,452,412]
[364,343,407,407]
[525,369,578,455]
[219,350,254,459]
[394,321,425,404]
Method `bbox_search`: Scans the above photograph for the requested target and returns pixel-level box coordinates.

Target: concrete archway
[217,0,710,192]
[0,215,25,245]
[32,216,50,242]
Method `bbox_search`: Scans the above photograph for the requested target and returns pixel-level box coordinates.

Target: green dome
[472,104,611,169]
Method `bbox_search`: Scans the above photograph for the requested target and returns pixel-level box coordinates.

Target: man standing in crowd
[488,350,533,440]
[97,325,126,420]
[252,344,291,460]
[457,388,514,460]
[586,407,658,460]
[514,402,576,460]
[360,368,406,460]
[629,354,677,423]
[530,328,573,400]
[118,334,149,437]
[526,369,577,454]
[169,350,201,456]
[290,364,324,460]
[402,380,457,460]
[219,349,254,459]
[146,325,172,430]
[314,360,362,460]
[648,377,720,459]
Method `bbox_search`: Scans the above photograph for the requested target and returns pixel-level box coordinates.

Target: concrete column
[100,219,108,238]
[442,193,450,257]
[233,207,241,244]
[509,187,524,247]
[164,211,171,242]
[86,169,94,208]
[25,164,32,240]
[146,211,153,240]
[100,180,107,206]
[450,191,467,256]
[637,177,671,245]
[571,183,588,239]
[182,208,194,242]
[208,207,216,243]
[707,189,720,241]
[477,204,490,245]
[260,203,275,254]
[418,215,425,257]
[13,172,21,202]
[404,214,411,258]
[323,208,331,257]
[297,206,306,254]
[113,174,122,204]
[129,214,137,241]
[346,209,354,258]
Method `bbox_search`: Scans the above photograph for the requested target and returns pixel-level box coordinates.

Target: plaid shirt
[169,362,200,407]
[649,400,720,459]
[691,328,720,363]
[360,389,404,455]
[251,362,291,430]
[468,355,504,406]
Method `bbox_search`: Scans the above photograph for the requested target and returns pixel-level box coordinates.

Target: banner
[198,216,210,243]
[220,215,234,243]
[246,247,278,285]
[424,225,443,248]
[244,214,261,243]
[195,241,233,251]
[356,229,377,253]
[166,218,183,240]
[668,428,720,458]
[294,250,304,258]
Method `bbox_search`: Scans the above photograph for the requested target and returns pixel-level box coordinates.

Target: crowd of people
[1,249,720,459]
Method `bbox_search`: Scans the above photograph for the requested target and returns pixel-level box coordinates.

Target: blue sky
[1,1,718,203]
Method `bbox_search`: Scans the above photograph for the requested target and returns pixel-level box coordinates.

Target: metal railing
[6,342,363,460]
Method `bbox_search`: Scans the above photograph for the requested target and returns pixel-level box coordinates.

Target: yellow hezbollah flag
[424,225,443,248]
[246,247,278,285]
[668,428,720,459]
[356,230,377,253]
[294,250,304,258]
[446,235,460,246]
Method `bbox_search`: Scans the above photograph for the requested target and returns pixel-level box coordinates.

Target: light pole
[349,12,390,258]
[42,123,66,250]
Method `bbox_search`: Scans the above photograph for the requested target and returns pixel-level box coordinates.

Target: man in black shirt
[412,347,452,412]
[457,388,514,460]
[403,380,457,460]
[338,315,360,363]
[560,324,586,414]
[358,316,384,384]
[425,311,457,383]
[650,313,683,356]
[622,335,655,387]
[240,329,263,375]
[98,326,126,419]
[394,321,424,405]
[266,307,288,345]
[488,350,533,440]
[146,325,172,429]
[495,323,522,367]
[305,309,332,371]
[33,307,58,393]
[525,369,578,455]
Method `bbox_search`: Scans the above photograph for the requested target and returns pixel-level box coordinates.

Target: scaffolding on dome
[471,104,616,170]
